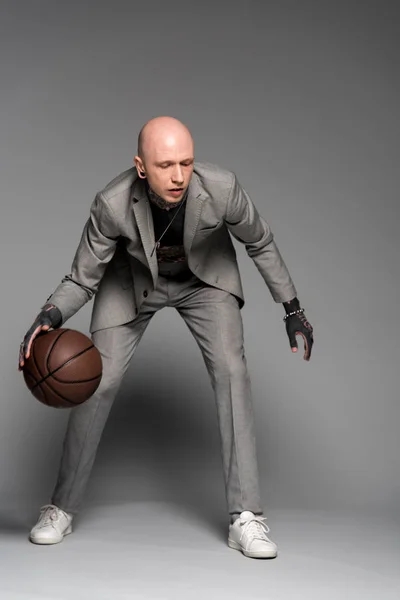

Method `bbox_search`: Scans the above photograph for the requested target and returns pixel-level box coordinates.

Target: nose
[171,165,184,185]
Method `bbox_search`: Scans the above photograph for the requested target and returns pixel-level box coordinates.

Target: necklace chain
[148,187,188,257]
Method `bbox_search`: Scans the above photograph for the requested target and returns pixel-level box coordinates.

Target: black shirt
[147,183,188,263]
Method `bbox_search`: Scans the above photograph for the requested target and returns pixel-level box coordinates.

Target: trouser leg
[51,304,157,515]
[174,277,264,519]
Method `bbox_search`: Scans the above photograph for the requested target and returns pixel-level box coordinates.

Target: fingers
[286,314,314,361]
[289,333,298,351]
[18,324,50,370]
[296,331,313,361]
[25,325,44,359]
[18,343,24,370]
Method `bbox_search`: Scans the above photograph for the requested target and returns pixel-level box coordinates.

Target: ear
[133,156,146,178]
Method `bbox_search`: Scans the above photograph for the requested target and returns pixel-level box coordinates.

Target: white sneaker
[228,511,278,558]
[29,504,73,545]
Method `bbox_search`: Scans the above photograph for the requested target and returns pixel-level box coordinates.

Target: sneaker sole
[228,538,277,558]
[29,524,72,545]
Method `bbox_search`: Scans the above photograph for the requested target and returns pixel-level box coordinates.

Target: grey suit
[46,162,297,519]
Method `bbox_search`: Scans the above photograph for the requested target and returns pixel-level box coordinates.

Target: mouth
[168,187,184,197]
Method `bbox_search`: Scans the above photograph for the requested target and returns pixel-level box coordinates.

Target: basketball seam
[28,330,102,407]
[45,328,68,374]
[39,376,87,407]
[31,344,97,389]
[50,346,101,384]
[45,329,74,377]
[44,373,102,406]
[31,344,49,405]
[30,329,68,392]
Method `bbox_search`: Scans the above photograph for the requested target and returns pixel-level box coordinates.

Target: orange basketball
[22,328,102,408]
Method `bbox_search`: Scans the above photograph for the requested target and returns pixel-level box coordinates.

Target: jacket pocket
[197,221,221,233]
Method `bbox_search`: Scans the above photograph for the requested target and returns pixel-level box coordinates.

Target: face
[134,129,194,203]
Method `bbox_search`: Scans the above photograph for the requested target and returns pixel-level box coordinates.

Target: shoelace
[240,516,271,542]
[37,504,63,529]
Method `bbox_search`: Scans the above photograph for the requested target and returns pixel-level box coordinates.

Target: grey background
[0,1,399,598]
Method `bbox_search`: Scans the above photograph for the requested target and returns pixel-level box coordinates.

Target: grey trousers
[51,270,264,521]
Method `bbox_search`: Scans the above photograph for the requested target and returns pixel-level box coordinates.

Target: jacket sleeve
[225,173,297,303]
[41,191,119,325]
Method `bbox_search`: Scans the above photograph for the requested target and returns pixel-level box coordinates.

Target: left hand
[285,312,314,361]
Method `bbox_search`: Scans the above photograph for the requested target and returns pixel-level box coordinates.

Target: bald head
[137,116,193,160]
[134,116,195,203]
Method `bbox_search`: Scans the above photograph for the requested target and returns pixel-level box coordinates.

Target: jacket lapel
[131,170,208,285]
[131,178,158,286]
[183,171,209,256]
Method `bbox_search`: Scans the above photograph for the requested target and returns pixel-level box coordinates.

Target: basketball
[22,328,103,409]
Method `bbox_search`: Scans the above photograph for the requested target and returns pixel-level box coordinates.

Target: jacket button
[143,290,148,297]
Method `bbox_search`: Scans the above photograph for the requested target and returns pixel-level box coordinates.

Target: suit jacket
[44,161,297,333]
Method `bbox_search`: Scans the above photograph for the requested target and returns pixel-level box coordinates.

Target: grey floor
[0,502,399,600]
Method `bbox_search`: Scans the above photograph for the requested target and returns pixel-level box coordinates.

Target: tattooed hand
[285,311,314,361]
[282,297,314,361]
[18,303,62,371]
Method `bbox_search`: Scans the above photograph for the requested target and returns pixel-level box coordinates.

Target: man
[19,116,314,559]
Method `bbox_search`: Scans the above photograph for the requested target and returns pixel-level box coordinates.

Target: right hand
[18,304,62,371]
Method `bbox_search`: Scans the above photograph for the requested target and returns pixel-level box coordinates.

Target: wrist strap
[283,308,304,322]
